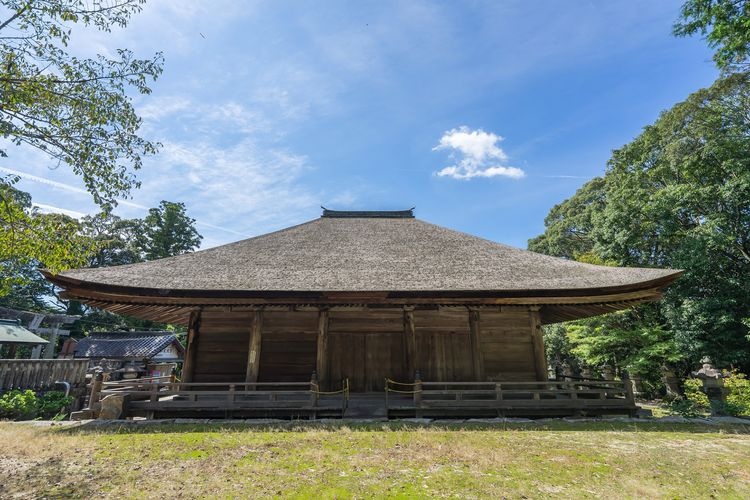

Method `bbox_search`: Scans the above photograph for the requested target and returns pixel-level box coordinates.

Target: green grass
[2,421,750,498]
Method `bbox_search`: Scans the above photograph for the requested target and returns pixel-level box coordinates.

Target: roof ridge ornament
[320,206,415,218]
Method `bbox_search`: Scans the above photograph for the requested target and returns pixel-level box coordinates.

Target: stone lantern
[691,357,726,403]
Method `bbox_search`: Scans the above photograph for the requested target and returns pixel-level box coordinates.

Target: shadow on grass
[56,419,750,436]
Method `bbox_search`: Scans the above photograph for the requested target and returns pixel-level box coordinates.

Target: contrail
[33,203,88,219]
[1,166,244,236]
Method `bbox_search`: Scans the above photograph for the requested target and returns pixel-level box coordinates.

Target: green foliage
[528,177,605,259]
[568,316,680,378]
[597,73,750,368]
[0,389,73,420]
[685,378,711,408]
[1,183,96,295]
[136,201,202,260]
[723,371,750,416]
[667,378,710,417]
[0,389,38,420]
[0,0,163,207]
[80,211,143,267]
[0,0,162,298]
[37,390,74,419]
[674,0,750,71]
[530,73,750,374]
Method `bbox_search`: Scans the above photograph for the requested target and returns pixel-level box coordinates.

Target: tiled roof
[74,331,184,360]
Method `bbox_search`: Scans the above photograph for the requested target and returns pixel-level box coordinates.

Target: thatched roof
[51,210,679,294]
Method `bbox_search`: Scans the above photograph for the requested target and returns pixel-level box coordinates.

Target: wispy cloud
[32,203,87,219]
[433,126,525,180]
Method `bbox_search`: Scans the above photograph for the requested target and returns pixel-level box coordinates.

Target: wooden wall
[187,306,546,388]
[327,309,406,391]
[192,310,252,382]
[479,309,537,381]
[413,308,474,382]
[258,311,317,383]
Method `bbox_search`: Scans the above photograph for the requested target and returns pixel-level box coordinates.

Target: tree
[527,177,605,260]
[0,1,162,297]
[80,211,142,267]
[531,73,750,375]
[0,183,95,295]
[674,0,750,71]
[136,201,202,260]
[0,0,163,207]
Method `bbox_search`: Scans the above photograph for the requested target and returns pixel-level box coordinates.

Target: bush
[0,390,39,420]
[723,371,750,417]
[665,378,710,417]
[684,378,710,409]
[0,390,73,421]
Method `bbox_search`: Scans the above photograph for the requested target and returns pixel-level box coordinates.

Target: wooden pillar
[403,307,417,379]
[245,310,263,383]
[468,308,485,381]
[316,309,329,389]
[181,309,202,384]
[529,306,548,381]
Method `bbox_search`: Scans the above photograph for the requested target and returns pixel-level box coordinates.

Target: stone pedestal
[691,357,727,415]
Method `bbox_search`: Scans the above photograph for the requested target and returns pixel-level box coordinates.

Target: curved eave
[44,269,682,301]
[44,270,682,326]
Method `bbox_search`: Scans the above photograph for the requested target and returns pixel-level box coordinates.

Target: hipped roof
[51,214,678,293]
[45,211,682,324]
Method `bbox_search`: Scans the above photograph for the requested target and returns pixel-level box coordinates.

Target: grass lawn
[2,420,749,499]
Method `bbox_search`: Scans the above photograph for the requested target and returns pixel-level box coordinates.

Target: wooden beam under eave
[468,308,485,382]
[245,310,263,383]
[181,309,202,383]
[529,306,548,381]
[316,309,329,389]
[58,287,664,307]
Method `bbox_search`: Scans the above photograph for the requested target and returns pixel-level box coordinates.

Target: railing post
[385,378,390,417]
[495,383,503,401]
[414,370,422,418]
[229,383,236,406]
[149,382,159,403]
[310,371,319,408]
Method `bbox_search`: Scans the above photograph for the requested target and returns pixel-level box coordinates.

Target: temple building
[46,209,681,418]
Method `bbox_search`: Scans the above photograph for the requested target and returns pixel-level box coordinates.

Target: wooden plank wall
[189,306,542,387]
[413,308,474,382]
[479,308,537,381]
[192,310,253,382]
[258,311,317,383]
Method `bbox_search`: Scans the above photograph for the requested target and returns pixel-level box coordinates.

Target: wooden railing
[385,378,637,417]
[88,377,350,418]
[0,359,89,392]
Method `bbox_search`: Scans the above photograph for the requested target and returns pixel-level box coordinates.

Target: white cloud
[32,203,88,220]
[433,126,525,180]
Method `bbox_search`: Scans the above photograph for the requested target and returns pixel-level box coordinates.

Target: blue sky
[1,0,718,249]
